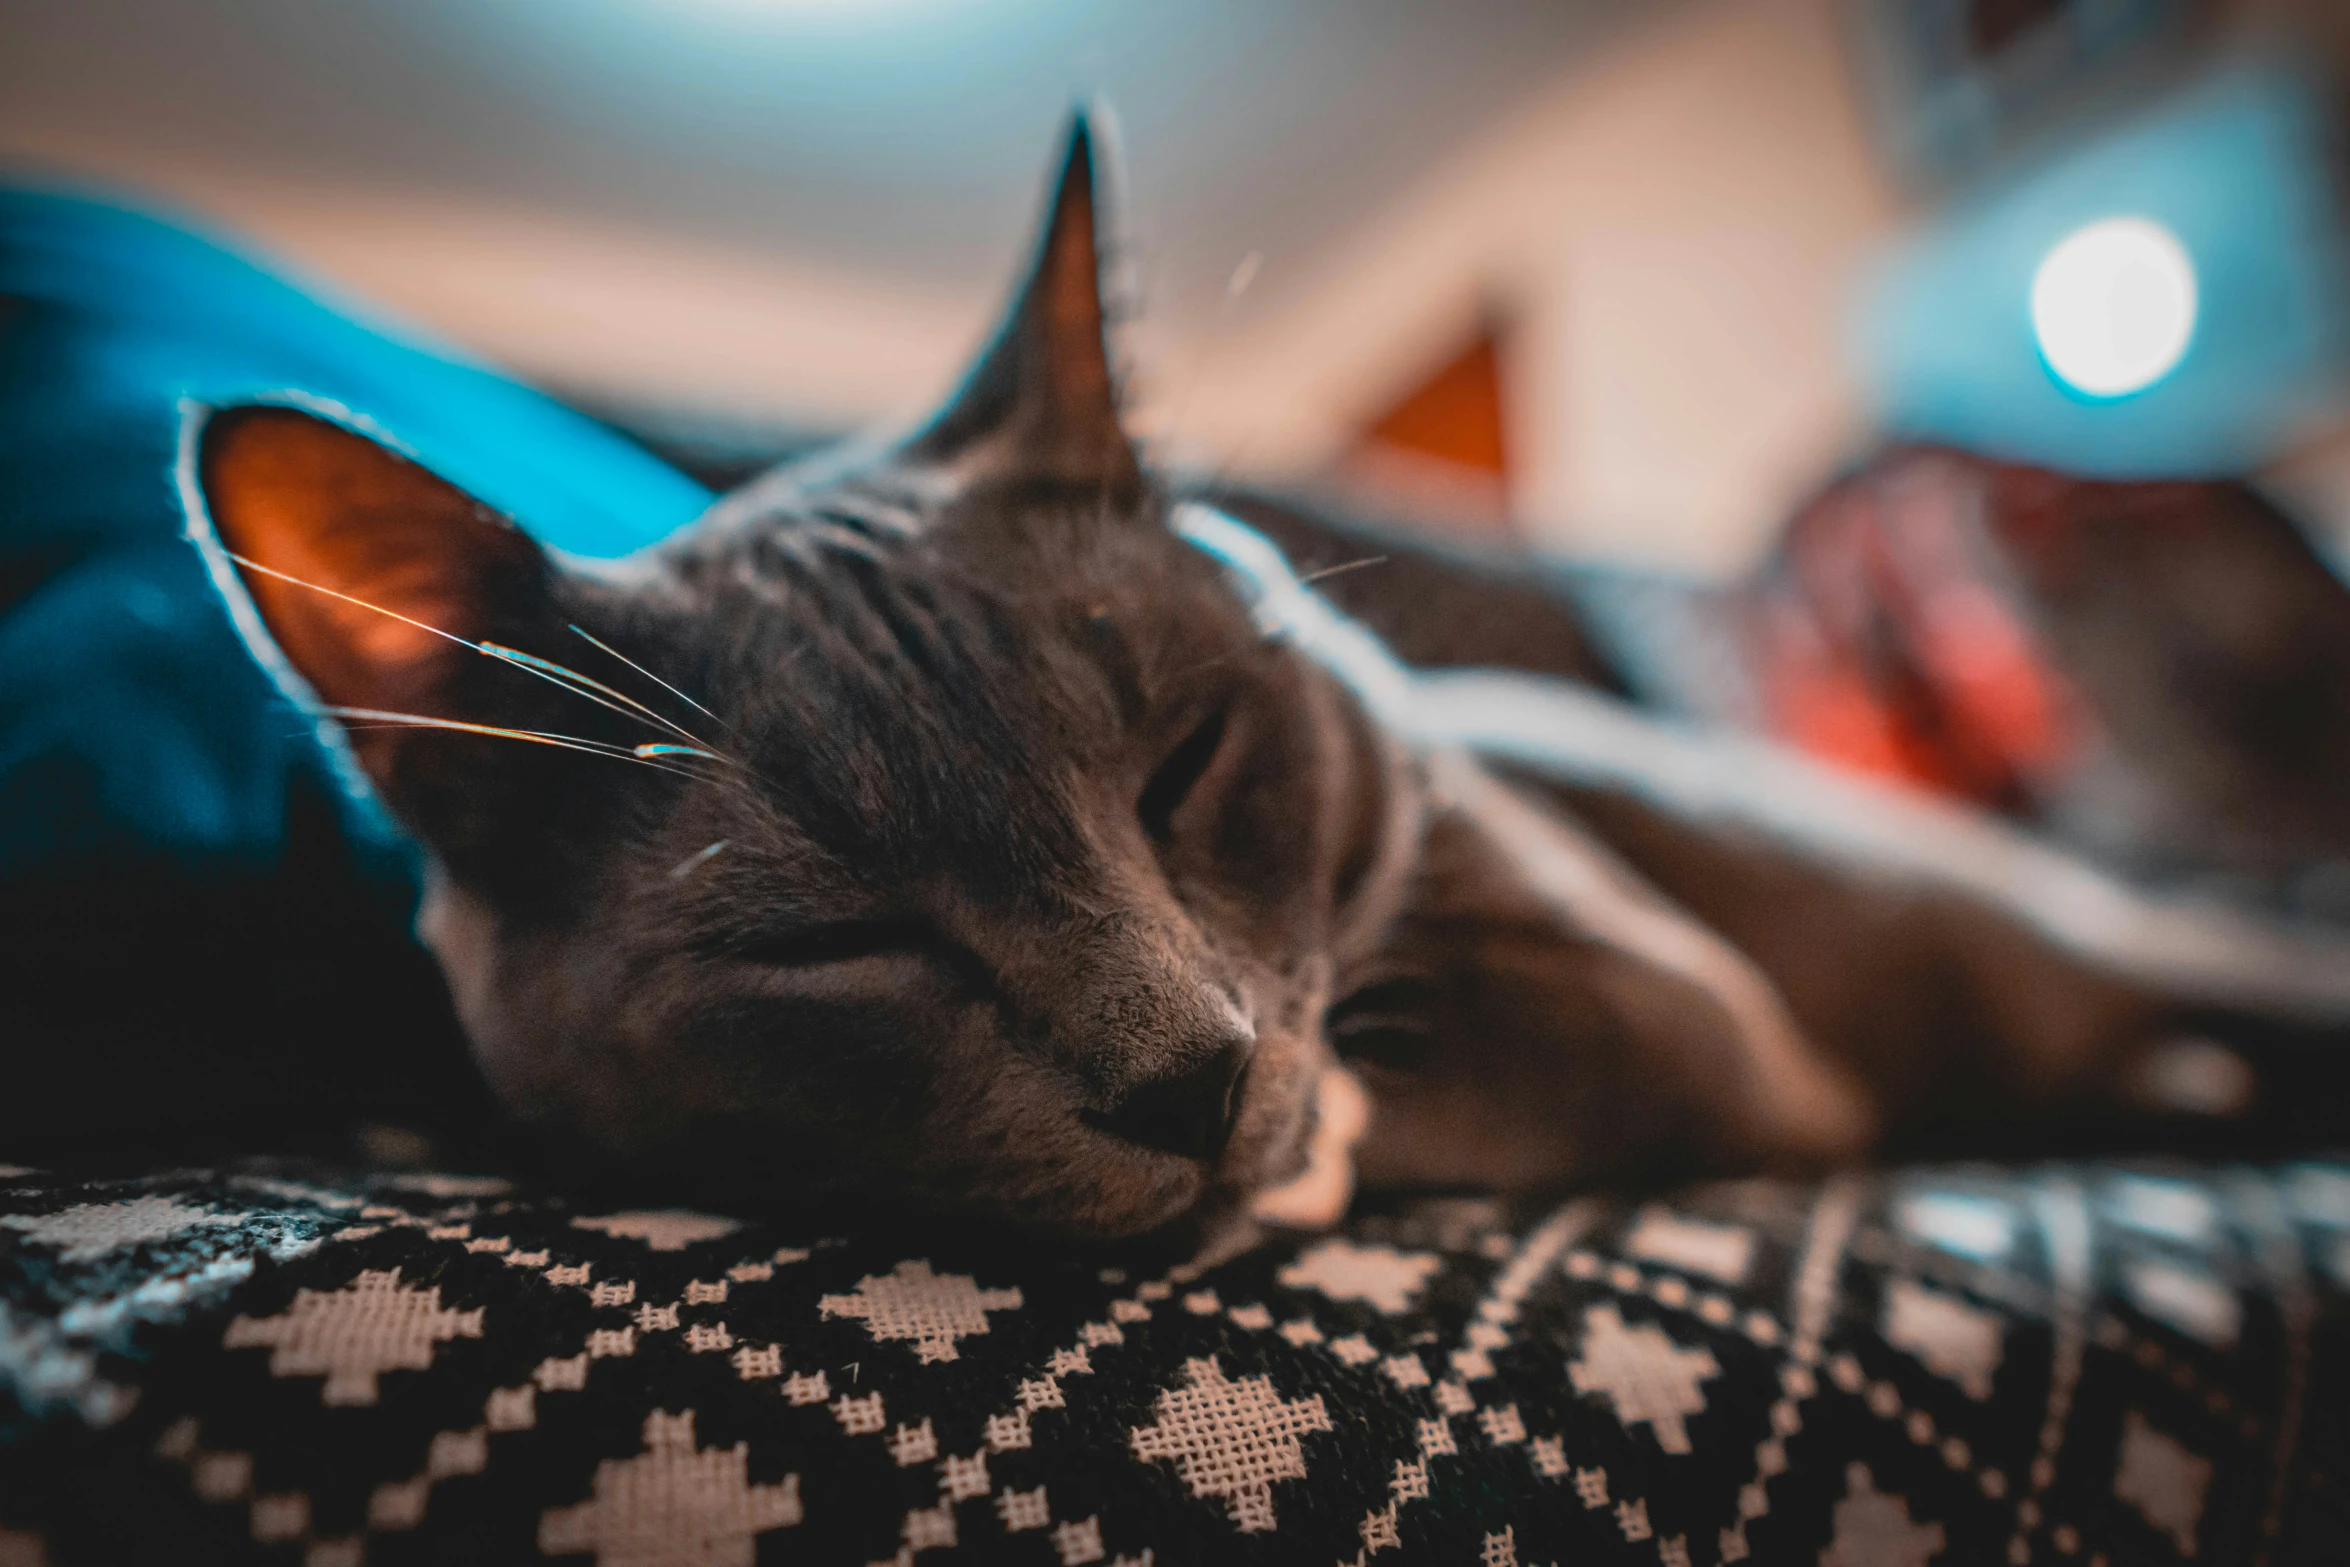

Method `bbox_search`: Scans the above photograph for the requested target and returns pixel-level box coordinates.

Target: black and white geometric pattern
[3,1158,2347,1564]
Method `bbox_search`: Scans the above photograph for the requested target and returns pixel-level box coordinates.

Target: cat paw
[1248,1066,1371,1229]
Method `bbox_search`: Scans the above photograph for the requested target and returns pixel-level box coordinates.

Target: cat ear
[184,400,554,789]
[908,108,1141,489]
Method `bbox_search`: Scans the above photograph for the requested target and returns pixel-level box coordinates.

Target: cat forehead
[656,478,1255,662]
[590,500,1257,871]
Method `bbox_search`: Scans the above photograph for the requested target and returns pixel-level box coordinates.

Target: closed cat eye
[1325,975,1439,1071]
[1138,706,1229,842]
[728,919,999,1001]
[732,918,938,969]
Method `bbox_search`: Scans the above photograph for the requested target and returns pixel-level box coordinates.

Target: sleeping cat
[182,117,2350,1242]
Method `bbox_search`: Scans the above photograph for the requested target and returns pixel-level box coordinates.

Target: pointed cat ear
[185,402,553,785]
[908,109,1141,490]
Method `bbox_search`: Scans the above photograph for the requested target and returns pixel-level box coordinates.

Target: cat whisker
[322,707,712,781]
[1152,248,1266,479]
[1298,556,1389,587]
[668,839,731,881]
[224,552,740,763]
[228,552,476,654]
[567,624,736,736]
[478,642,734,759]
[565,626,793,802]
[473,642,691,739]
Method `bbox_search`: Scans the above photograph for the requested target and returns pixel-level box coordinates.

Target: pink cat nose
[1095,1036,1253,1164]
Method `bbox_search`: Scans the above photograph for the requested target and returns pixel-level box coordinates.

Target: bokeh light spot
[2030,216,2198,399]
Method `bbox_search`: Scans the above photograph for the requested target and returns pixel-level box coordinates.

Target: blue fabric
[0,185,713,877]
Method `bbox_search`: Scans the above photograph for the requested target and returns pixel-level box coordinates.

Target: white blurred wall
[1156,0,1903,576]
[16,0,2343,575]
[4,0,1912,575]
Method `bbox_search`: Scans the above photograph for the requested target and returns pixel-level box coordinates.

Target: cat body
[177,119,2350,1241]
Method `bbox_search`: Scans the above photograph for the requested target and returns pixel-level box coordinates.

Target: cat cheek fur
[412,880,671,1156]
[419,847,1333,1237]
[413,872,508,1090]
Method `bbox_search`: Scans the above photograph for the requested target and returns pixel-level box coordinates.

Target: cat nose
[1097,1035,1252,1164]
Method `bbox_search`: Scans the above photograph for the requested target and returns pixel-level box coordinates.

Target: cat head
[185,117,1423,1240]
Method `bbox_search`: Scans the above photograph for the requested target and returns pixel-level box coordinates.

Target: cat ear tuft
[909,107,1140,490]
[186,401,551,782]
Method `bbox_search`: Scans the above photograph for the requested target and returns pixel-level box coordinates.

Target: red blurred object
[1328,323,1517,540]
[1750,449,2086,809]
[1745,447,2350,897]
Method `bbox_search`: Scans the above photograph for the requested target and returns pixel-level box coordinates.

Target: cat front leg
[1431,672,2350,1155]
[1333,753,1876,1195]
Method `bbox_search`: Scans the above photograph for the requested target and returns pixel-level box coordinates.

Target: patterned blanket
[2,1158,2346,1565]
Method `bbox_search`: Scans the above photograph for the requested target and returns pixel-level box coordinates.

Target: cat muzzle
[1090,1037,1253,1164]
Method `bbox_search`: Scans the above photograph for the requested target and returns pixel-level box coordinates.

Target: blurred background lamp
[2030,216,2197,398]
[1861,67,2350,478]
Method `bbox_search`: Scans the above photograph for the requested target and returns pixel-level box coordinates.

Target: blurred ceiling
[0,0,1649,331]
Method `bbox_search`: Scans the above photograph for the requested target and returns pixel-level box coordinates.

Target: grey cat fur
[184,114,2350,1242]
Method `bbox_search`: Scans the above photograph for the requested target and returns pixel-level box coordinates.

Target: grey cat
[185,118,2350,1243]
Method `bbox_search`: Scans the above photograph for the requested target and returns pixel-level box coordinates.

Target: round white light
[2030,216,2198,398]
